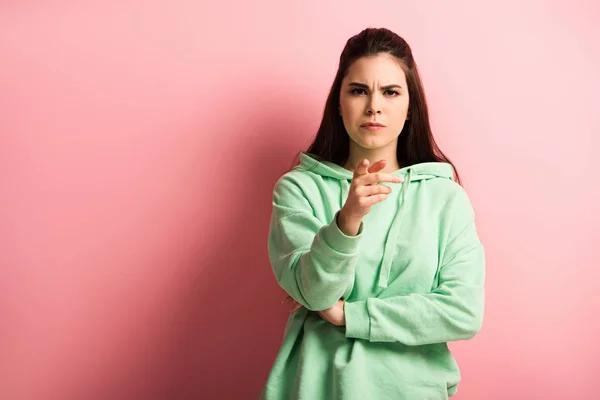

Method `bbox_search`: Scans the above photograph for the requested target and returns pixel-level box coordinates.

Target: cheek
[341,109,362,127]
[340,97,359,114]
[388,100,409,119]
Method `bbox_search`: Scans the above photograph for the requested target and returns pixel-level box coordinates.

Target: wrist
[337,209,361,236]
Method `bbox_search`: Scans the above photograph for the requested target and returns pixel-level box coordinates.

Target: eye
[350,88,400,96]
[350,88,367,95]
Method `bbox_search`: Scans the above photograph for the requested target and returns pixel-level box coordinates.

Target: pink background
[1,1,599,399]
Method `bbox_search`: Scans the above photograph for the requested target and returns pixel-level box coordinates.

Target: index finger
[367,159,387,174]
[363,172,403,185]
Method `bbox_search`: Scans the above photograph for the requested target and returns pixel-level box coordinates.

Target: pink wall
[1,1,598,399]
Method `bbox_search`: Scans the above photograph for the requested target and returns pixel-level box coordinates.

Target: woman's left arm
[344,188,485,346]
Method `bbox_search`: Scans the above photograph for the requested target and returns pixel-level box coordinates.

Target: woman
[260,27,485,400]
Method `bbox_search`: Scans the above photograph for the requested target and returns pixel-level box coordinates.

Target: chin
[351,135,393,150]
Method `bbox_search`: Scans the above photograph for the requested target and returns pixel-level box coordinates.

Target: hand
[317,299,345,326]
[339,159,403,232]
[285,296,303,313]
[285,298,346,327]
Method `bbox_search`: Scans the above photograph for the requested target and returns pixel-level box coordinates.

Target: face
[339,53,410,152]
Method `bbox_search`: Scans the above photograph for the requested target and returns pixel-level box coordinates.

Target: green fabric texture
[260,152,485,400]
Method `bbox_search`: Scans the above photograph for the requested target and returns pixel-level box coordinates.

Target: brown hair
[284,27,461,310]
[300,27,460,183]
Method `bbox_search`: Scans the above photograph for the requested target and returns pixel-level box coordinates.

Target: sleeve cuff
[320,210,364,254]
[344,300,370,340]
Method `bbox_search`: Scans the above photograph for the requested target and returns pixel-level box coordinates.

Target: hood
[294,152,455,289]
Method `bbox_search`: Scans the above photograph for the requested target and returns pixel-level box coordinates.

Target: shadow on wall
[161,92,317,399]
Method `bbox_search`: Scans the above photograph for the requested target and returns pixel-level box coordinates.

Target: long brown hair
[283,27,461,310]
[298,27,461,184]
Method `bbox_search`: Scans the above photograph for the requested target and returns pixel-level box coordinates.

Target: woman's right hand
[338,159,403,234]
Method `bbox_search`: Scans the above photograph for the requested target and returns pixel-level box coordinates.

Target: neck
[343,141,401,173]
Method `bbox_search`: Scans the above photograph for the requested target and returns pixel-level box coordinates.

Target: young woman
[260,27,485,400]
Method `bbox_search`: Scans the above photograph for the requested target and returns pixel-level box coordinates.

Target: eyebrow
[348,82,403,90]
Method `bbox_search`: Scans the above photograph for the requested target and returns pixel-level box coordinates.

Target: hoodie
[260,152,485,400]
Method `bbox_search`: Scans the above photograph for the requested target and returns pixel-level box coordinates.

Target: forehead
[344,53,407,85]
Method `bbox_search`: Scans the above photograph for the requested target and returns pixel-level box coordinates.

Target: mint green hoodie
[260,152,485,400]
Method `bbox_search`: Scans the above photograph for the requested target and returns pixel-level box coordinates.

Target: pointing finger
[367,159,387,174]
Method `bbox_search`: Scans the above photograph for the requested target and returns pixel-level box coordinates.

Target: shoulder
[273,168,319,198]
[271,169,325,215]
[426,178,476,221]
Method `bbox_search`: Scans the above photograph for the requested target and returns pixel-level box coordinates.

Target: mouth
[361,124,385,131]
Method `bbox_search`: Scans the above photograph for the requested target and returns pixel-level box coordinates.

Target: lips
[361,123,385,131]
[361,123,385,127]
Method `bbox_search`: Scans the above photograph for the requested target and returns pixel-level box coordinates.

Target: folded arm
[344,188,485,345]
[269,176,364,311]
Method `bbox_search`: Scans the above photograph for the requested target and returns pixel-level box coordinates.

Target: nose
[366,93,382,114]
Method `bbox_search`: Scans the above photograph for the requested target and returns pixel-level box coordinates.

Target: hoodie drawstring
[378,168,412,288]
[340,180,350,210]
[297,153,454,291]
[339,169,412,289]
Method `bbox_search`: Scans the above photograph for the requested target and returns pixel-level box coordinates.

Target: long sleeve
[268,176,364,311]
[344,187,485,345]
